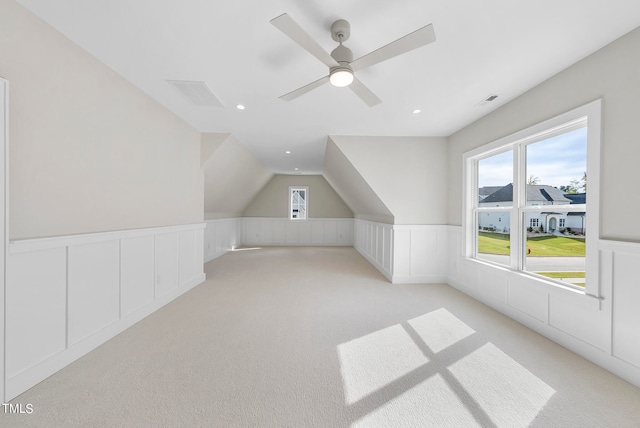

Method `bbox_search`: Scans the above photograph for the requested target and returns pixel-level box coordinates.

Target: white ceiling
[16,0,640,174]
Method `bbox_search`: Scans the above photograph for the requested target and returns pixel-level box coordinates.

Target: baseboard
[392,275,448,284]
[204,250,229,263]
[355,245,392,282]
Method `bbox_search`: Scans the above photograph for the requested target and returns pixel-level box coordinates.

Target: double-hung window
[289,186,308,220]
[464,100,601,292]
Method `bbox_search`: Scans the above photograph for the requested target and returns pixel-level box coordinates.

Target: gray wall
[1,0,203,239]
[448,26,640,242]
[243,175,353,218]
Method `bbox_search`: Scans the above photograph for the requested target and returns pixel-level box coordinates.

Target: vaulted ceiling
[16,0,640,174]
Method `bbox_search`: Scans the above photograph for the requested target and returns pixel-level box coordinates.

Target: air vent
[167,80,224,107]
[475,94,500,107]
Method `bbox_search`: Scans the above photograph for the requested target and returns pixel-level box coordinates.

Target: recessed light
[412,109,421,114]
[285,150,291,154]
[294,168,299,171]
[236,104,245,110]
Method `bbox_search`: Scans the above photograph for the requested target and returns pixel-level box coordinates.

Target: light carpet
[4,246,640,427]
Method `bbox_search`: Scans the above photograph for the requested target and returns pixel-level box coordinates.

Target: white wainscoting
[204,218,241,263]
[392,225,449,284]
[447,226,640,388]
[353,219,450,284]
[241,218,353,247]
[5,223,206,401]
[354,219,393,281]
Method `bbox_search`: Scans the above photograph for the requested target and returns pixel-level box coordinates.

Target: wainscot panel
[154,232,179,298]
[6,248,67,380]
[354,219,393,281]
[204,218,241,263]
[68,240,120,345]
[120,236,155,317]
[5,223,206,401]
[393,225,449,284]
[605,241,640,370]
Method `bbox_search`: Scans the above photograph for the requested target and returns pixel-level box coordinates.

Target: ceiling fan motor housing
[331,44,353,64]
[331,19,351,42]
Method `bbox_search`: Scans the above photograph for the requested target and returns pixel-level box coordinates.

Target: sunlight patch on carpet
[408,308,476,353]
[338,324,428,404]
[339,309,555,426]
[352,374,480,427]
[448,342,555,427]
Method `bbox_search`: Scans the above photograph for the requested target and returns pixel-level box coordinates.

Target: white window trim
[462,99,601,297]
[289,186,309,221]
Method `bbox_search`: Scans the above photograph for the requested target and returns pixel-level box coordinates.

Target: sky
[478,126,587,190]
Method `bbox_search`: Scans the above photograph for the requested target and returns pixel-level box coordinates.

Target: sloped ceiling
[203,133,273,219]
[323,138,393,224]
[326,136,448,224]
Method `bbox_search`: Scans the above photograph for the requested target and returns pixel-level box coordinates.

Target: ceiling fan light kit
[270,13,436,107]
[329,68,354,87]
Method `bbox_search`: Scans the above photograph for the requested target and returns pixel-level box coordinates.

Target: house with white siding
[478,184,585,234]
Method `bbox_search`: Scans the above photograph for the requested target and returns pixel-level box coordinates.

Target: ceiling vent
[475,94,500,107]
[167,80,224,107]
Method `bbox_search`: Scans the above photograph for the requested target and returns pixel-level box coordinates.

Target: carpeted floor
[4,246,640,427]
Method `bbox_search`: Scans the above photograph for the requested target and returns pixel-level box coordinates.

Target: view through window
[473,123,589,288]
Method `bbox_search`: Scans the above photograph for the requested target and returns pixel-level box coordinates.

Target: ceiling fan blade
[271,13,339,68]
[280,75,330,101]
[349,77,381,107]
[351,24,436,72]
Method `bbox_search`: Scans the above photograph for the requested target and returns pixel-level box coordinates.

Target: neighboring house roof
[564,193,586,204]
[481,183,572,204]
[479,186,504,196]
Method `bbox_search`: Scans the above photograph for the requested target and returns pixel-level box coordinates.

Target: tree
[561,172,587,194]
[569,172,587,193]
[527,175,540,185]
[559,184,578,194]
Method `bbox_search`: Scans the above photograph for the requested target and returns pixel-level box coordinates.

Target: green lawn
[478,232,585,256]
[536,271,585,278]
[536,272,586,288]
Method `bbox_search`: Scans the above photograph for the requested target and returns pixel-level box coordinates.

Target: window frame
[289,186,309,221]
[463,100,601,296]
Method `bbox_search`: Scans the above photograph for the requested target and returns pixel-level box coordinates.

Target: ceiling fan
[270,13,436,107]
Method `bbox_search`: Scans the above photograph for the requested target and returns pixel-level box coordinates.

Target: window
[289,186,308,220]
[464,100,601,293]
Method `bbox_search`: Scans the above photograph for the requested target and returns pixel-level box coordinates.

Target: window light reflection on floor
[338,308,556,427]
[338,324,427,405]
[353,374,478,427]
[448,342,555,427]
[407,308,475,353]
